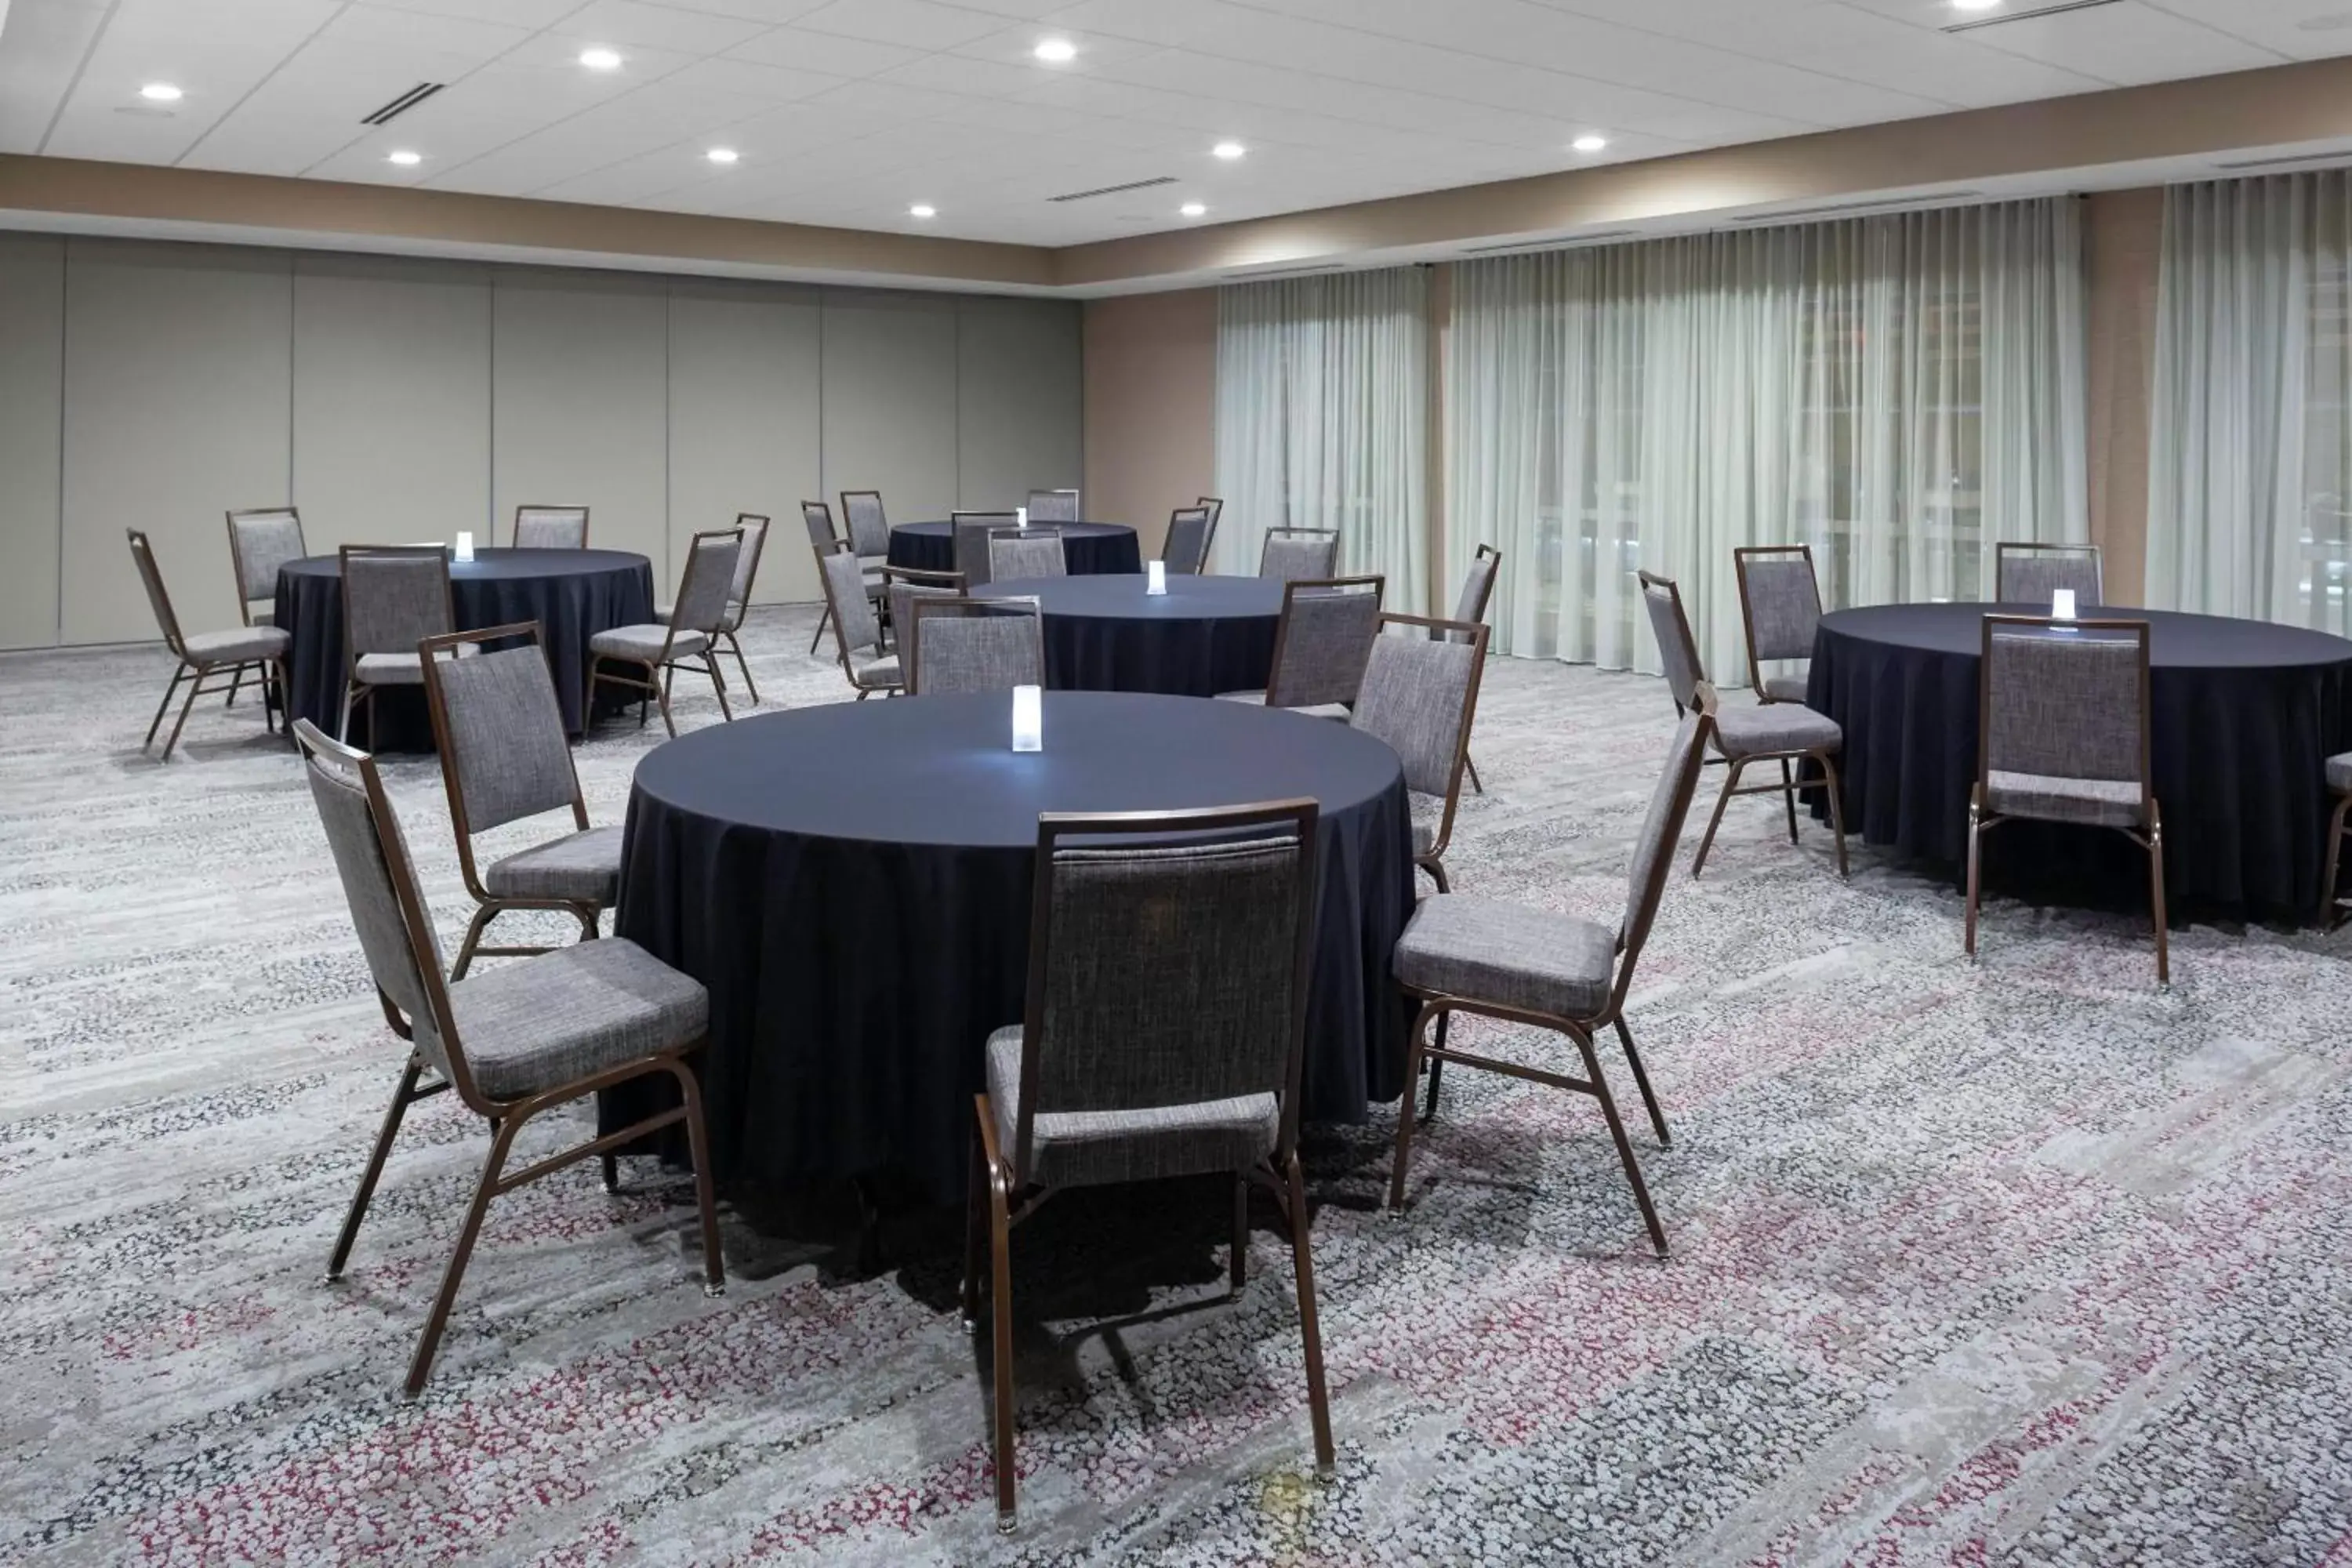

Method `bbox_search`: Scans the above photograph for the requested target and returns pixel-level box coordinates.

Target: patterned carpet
[4,604,2350,1566]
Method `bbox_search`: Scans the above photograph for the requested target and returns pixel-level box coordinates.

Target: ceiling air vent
[1462,230,1639,256]
[362,82,445,126]
[1943,0,2125,33]
[1733,191,1984,224]
[1048,176,1178,203]
[1224,263,1344,281]
[2216,149,2352,172]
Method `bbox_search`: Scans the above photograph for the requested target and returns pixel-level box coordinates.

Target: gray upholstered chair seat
[449,937,708,1102]
[484,824,624,905]
[183,625,290,664]
[985,1026,1278,1189]
[1215,689,1350,719]
[2327,751,2352,792]
[591,624,707,661]
[1393,894,1617,1022]
[655,602,746,632]
[854,652,901,684]
[1712,702,1841,758]
[355,644,477,684]
[1986,770,2144,829]
[1762,673,1810,703]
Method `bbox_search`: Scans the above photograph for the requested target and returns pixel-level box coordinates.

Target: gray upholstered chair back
[1261,529,1340,583]
[727,514,770,612]
[1350,620,1484,797]
[343,547,454,659]
[1025,488,1080,523]
[884,567,963,670]
[1448,546,1501,641]
[514,505,587,550]
[669,532,742,634]
[1163,506,1212,575]
[423,632,579,834]
[1013,803,1319,1182]
[953,512,1016,588]
[800,501,837,549]
[1619,695,1711,975]
[1637,570,1704,712]
[227,508,306,608]
[1996,543,2103,607]
[1983,620,2147,786]
[1735,547,1821,663]
[125,530,187,655]
[910,597,1045,695]
[840,490,891,557]
[989,528,1066,583]
[819,543,881,656]
[1197,496,1225,556]
[1267,576,1385,709]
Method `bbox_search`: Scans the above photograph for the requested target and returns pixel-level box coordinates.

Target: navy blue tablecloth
[274,548,654,751]
[887,521,1141,577]
[604,692,1417,1198]
[977,573,1283,698]
[1809,602,2352,923]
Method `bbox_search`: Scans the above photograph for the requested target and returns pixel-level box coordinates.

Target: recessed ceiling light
[387,149,423,166]
[706,147,739,165]
[578,47,622,71]
[1033,38,1076,63]
[1212,140,1247,161]
[1572,133,1609,153]
[1951,0,2002,9]
[139,82,183,102]
[909,203,937,219]
[1181,201,1207,218]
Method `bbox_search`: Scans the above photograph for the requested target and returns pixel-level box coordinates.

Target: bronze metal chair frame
[1161,504,1213,572]
[586,528,740,739]
[1966,614,2168,984]
[815,538,903,699]
[802,499,842,653]
[2323,777,2352,929]
[1197,496,1225,563]
[338,543,456,750]
[1732,543,1821,705]
[906,593,1045,696]
[129,528,290,760]
[961,800,1335,1530]
[1639,568,1849,880]
[511,503,590,549]
[292,718,724,1396]
[1367,611,1489,894]
[879,564,965,669]
[1453,543,1502,793]
[1388,691,1715,1258]
[1259,526,1341,578]
[1993,540,2103,604]
[714,511,771,703]
[419,622,603,981]
[1261,574,1385,710]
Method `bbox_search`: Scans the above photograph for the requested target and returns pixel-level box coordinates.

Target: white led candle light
[1012,684,1043,752]
[455,532,474,563]
[2053,587,2076,621]
[1147,560,1167,595]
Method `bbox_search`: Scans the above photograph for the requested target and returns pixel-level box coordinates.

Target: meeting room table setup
[887,518,1142,577]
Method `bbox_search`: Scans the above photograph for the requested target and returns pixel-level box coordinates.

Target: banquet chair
[419,622,619,979]
[908,596,1045,696]
[840,489,893,573]
[513,505,589,550]
[339,545,473,748]
[953,511,1019,589]
[1350,613,1488,893]
[1388,691,1711,1255]
[1994,542,2103,607]
[2323,751,2352,927]
[1449,545,1503,792]
[226,506,307,628]
[586,528,741,739]
[1218,575,1385,717]
[1968,615,2167,984]
[988,527,1066,583]
[816,539,902,699]
[1163,506,1213,575]
[292,719,722,1397]
[126,528,290,760]
[964,800,1334,1530]
[1733,544,1822,704]
[1198,497,1225,561]
[882,564,964,668]
[1025,488,1080,523]
[1639,570,1848,881]
[801,500,843,652]
[661,513,770,703]
[1261,528,1341,583]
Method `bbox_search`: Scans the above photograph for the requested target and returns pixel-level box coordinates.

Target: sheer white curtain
[2147,174,2352,633]
[1213,269,1428,605]
[1447,198,2087,679]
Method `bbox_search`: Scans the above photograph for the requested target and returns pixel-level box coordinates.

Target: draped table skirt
[975,573,1283,698]
[887,521,1142,578]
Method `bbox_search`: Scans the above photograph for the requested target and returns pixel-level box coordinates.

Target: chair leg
[1965,797,1984,962]
[159,665,206,760]
[1613,1015,1670,1148]
[671,1058,726,1294]
[451,904,498,981]
[223,662,245,709]
[1778,757,1798,843]
[652,661,676,739]
[987,1153,1018,1531]
[1817,751,1849,880]
[1282,1152,1338,1478]
[808,604,832,655]
[1421,855,1450,895]
[1570,1025,1668,1258]
[1388,1003,1440,1210]
[326,1054,424,1281]
[405,1109,521,1397]
[961,1129,987,1327]
[724,630,760,706]
[2148,814,2170,988]
[2319,794,2350,927]
[705,653,733,724]
[600,1152,620,1194]
[1465,753,1484,794]
[1231,1173,1250,1292]
[1691,760,1746,879]
[144,665,188,748]
[1421,1011,1449,1124]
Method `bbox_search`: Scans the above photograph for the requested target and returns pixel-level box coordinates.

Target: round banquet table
[274,547,655,752]
[1809,602,2352,922]
[887,520,1142,577]
[603,691,1417,1199]
[975,573,1283,697]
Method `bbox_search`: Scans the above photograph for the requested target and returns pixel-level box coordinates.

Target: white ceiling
[1,0,2345,247]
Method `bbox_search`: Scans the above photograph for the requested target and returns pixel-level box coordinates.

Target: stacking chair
[226,506,307,627]
[881,564,964,666]
[964,800,1334,1530]
[1449,545,1503,790]
[661,514,769,703]
[802,500,843,653]
[292,719,722,1396]
[339,545,470,747]
[988,527,1065,583]
[2324,751,2352,927]
[1994,542,2103,607]
[1388,691,1711,1256]
[1163,506,1213,575]
[908,596,1045,695]
[1261,528,1341,583]
[1968,615,2167,983]
[513,505,589,550]
[1218,575,1385,717]
[1350,614,1488,893]
[840,489,892,573]
[127,529,290,760]
[1025,488,1080,523]
[420,622,620,979]
[586,528,740,738]
[1733,544,1822,704]
[1639,570,1848,880]
[953,511,1019,589]
[816,539,902,699]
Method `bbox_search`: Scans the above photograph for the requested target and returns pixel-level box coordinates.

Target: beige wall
[0,238,1082,649]
[2086,188,2165,607]
[1082,289,1217,557]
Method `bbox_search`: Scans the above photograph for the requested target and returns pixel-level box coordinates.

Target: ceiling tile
[790,0,1010,51]
[724,26,927,77]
